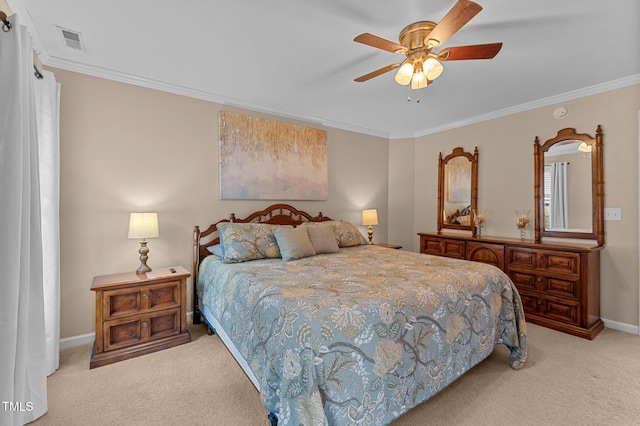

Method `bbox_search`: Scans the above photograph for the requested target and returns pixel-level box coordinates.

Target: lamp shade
[423,58,443,80]
[361,209,379,226]
[394,62,414,85]
[578,142,592,153]
[128,212,159,239]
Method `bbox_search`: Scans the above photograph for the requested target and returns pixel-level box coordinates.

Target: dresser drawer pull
[537,300,542,305]
[537,277,543,282]
[142,293,148,298]
[538,255,543,260]
[142,321,148,328]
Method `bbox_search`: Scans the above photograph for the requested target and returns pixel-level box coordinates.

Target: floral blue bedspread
[198,245,527,426]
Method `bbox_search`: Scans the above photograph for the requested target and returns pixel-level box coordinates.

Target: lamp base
[136,240,152,274]
[368,225,374,244]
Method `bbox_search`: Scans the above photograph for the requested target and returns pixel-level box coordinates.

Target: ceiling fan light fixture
[411,71,428,90]
[423,58,444,80]
[395,62,414,85]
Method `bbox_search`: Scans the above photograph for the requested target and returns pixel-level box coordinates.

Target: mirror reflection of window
[543,141,593,232]
[544,162,568,229]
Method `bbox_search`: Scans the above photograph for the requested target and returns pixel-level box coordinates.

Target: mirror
[437,146,478,236]
[534,126,604,245]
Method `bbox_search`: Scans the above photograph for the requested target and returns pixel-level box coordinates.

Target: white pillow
[273,226,316,261]
[305,222,339,254]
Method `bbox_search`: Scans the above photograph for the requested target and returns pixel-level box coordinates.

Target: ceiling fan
[353,0,502,90]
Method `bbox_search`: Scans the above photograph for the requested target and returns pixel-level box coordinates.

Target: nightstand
[90,266,191,369]
[374,243,402,249]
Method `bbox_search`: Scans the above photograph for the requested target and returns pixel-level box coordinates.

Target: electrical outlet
[604,208,621,221]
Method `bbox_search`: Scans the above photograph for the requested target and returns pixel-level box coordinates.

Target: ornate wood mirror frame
[534,125,604,245]
[437,147,479,236]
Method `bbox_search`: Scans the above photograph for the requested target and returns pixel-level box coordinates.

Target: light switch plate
[604,208,621,221]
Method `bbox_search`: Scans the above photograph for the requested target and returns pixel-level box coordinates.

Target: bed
[192,204,527,426]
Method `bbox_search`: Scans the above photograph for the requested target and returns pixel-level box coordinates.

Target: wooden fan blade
[426,0,483,49]
[354,33,407,54]
[439,42,502,60]
[354,63,399,82]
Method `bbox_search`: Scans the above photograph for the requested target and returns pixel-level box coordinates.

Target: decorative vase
[516,210,530,240]
[473,209,486,238]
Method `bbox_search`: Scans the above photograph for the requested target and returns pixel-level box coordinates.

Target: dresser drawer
[509,271,579,299]
[507,247,580,277]
[420,236,465,259]
[103,308,180,352]
[103,280,180,320]
[518,290,581,326]
[466,241,505,269]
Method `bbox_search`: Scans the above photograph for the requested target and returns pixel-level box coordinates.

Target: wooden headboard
[192,203,333,324]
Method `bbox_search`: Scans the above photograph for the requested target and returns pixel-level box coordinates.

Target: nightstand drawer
[104,308,180,352]
[104,280,180,320]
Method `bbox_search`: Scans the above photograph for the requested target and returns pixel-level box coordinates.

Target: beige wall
[52,64,639,337]
[54,68,389,338]
[403,84,640,327]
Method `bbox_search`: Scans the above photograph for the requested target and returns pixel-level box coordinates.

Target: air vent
[57,26,85,50]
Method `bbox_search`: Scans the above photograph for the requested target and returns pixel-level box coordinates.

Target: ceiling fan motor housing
[399,21,437,51]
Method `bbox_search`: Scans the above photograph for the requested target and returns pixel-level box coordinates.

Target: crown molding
[410,74,640,139]
[43,55,391,139]
[42,55,638,142]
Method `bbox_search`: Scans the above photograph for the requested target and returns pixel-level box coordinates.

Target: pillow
[456,215,471,226]
[206,244,224,258]
[217,222,282,263]
[273,226,316,261]
[331,220,368,247]
[305,222,339,254]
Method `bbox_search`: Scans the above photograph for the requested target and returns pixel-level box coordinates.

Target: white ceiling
[8,0,640,138]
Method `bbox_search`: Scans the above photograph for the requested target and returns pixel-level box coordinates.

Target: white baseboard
[60,332,95,349]
[602,318,640,335]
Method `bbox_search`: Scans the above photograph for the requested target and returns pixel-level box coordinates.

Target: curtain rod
[1,10,44,79]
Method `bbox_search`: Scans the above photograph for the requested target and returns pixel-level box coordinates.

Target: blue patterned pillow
[217,222,283,262]
[303,221,367,248]
[331,221,368,247]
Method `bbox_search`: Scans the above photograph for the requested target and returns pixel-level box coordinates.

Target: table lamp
[361,209,378,244]
[128,212,159,274]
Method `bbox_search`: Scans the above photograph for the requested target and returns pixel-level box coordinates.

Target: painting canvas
[219,112,328,200]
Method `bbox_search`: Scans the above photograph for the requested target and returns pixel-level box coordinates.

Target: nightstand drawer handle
[142,293,148,298]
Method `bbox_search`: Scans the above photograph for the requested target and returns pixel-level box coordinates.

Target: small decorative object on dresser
[515,210,530,240]
[472,209,486,237]
[90,266,191,368]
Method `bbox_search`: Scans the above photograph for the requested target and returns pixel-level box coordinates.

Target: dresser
[418,232,603,339]
[90,266,191,368]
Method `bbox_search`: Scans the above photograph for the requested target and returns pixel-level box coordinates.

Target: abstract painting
[219,112,328,200]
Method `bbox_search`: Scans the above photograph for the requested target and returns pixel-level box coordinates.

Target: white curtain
[0,12,60,425]
[34,69,61,377]
[549,162,569,229]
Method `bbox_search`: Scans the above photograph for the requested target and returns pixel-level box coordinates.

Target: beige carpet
[31,323,640,426]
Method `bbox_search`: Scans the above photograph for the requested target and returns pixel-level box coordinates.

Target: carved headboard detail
[192,204,333,323]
